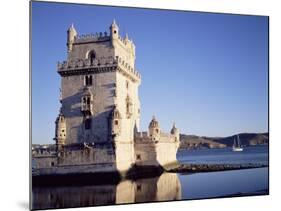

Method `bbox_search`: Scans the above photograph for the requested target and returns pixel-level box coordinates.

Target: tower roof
[56,109,65,123]
[149,115,159,128]
[110,19,119,29]
[170,122,179,134]
[68,23,77,33]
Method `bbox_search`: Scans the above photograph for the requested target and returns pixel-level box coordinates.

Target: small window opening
[114,120,118,125]
[136,154,141,160]
[126,81,129,89]
[89,51,96,64]
[85,75,93,86]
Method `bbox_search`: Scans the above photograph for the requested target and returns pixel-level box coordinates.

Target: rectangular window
[85,118,92,130]
[136,154,141,160]
[114,120,118,125]
[126,80,129,89]
[85,75,93,86]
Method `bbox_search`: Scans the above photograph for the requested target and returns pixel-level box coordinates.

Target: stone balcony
[81,103,93,115]
[57,56,141,82]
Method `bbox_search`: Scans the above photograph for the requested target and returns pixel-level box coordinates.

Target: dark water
[32,145,269,210]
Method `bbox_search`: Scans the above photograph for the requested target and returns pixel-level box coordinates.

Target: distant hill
[179,132,268,150]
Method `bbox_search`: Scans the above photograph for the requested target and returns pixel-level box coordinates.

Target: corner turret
[110,19,119,46]
[148,116,161,141]
[170,122,180,142]
[67,23,77,53]
[54,109,66,151]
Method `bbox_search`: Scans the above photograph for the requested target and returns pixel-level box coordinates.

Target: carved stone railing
[75,32,110,43]
[32,149,56,157]
[134,131,178,143]
[57,56,141,81]
[57,56,118,70]
[81,103,93,115]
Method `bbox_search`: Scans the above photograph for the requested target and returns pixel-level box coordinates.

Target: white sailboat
[232,135,243,152]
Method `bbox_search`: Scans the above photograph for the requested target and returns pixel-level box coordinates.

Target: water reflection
[32,173,181,210]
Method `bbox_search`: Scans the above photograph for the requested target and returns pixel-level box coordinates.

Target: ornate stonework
[33,21,180,175]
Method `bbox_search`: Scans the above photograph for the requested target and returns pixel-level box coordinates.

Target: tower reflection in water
[32,173,182,210]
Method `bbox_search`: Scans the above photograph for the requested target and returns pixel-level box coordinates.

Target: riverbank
[167,163,268,173]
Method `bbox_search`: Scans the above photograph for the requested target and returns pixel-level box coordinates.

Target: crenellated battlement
[117,35,135,49]
[134,131,179,143]
[74,32,110,43]
[57,56,117,70]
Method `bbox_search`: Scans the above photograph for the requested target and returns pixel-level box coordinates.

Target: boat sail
[232,135,243,152]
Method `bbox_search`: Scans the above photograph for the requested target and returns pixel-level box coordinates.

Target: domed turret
[148,115,161,141]
[67,23,77,52]
[170,122,180,142]
[54,109,66,150]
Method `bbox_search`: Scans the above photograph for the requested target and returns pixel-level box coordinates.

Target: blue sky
[32,2,268,144]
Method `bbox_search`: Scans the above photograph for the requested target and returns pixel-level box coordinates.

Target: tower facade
[57,21,141,145]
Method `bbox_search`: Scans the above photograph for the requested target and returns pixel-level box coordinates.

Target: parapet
[74,32,110,44]
[57,56,141,82]
[134,131,179,143]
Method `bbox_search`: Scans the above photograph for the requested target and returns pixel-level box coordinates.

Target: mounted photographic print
[30,1,269,210]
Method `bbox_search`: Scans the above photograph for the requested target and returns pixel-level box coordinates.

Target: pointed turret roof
[68,23,77,33]
[110,19,119,29]
[149,115,159,128]
[170,121,179,134]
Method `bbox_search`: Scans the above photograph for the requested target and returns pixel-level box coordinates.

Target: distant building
[33,21,180,176]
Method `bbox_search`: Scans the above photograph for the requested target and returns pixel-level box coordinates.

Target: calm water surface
[32,146,268,210]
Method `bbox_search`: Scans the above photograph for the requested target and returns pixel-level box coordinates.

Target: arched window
[89,51,96,64]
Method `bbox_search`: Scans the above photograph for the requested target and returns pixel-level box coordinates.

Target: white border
[1,0,280,211]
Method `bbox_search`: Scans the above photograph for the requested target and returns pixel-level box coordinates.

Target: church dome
[149,116,159,128]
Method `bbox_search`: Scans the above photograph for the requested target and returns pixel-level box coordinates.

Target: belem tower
[32,20,180,176]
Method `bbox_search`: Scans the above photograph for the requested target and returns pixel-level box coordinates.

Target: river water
[32,145,269,210]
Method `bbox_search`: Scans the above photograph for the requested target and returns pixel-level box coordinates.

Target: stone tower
[57,21,141,145]
[170,122,180,142]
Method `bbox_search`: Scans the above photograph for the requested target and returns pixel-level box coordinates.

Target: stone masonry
[32,21,180,175]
